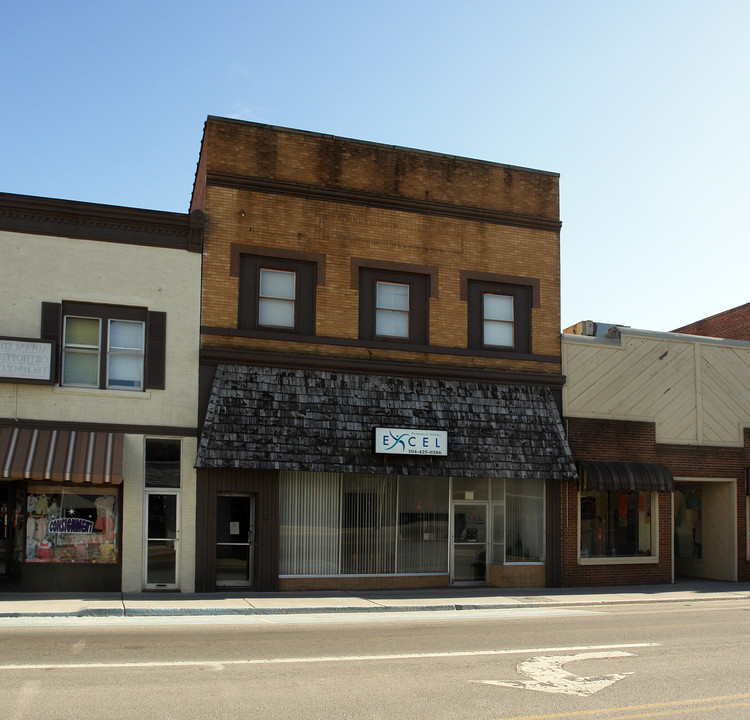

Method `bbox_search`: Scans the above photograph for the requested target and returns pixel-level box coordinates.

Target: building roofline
[0,191,203,252]
[563,325,750,350]
[204,115,561,179]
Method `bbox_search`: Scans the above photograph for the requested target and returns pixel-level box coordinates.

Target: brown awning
[579,461,674,493]
[0,426,123,485]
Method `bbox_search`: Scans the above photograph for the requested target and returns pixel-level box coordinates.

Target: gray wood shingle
[196,365,577,479]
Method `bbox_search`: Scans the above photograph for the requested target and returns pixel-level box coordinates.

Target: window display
[22,485,119,564]
[580,490,653,559]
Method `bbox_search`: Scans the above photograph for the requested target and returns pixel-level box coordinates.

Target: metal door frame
[142,489,181,590]
[450,500,490,584]
[216,492,255,588]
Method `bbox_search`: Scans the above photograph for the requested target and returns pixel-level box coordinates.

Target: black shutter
[41,302,62,383]
[145,311,167,390]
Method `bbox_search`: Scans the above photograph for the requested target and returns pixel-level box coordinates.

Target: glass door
[144,491,180,589]
[452,502,488,583]
[216,493,255,587]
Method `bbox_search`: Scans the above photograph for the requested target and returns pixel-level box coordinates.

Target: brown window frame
[358,268,430,346]
[41,301,167,391]
[466,280,532,354]
[238,255,317,336]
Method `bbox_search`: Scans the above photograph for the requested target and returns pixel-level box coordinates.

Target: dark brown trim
[358,267,430,346]
[230,243,326,284]
[0,193,204,252]
[460,270,541,307]
[199,346,566,388]
[350,258,439,297]
[237,256,317,336]
[201,326,561,364]
[207,173,562,232]
[0,418,198,437]
[466,280,533,354]
[195,468,280,592]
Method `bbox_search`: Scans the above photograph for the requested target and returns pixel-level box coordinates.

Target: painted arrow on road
[474,650,635,697]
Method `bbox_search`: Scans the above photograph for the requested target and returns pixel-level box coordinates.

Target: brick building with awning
[191,118,576,592]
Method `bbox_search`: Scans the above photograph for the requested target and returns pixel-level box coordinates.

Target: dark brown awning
[579,461,674,493]
[0,426,123,485]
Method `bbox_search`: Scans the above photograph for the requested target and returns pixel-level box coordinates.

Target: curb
[1,592,748,619]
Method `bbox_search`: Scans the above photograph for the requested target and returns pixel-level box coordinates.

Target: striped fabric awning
[0,426,123,485]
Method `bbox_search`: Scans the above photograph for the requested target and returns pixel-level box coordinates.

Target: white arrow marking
[475,650,635,697]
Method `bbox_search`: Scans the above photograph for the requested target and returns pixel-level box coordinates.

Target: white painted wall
[1,229,201,592]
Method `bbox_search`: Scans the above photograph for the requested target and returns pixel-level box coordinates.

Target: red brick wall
[561,418,750,586]
[673,303,750,341]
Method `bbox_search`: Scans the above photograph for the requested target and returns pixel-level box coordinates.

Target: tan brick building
[191,117,575,591]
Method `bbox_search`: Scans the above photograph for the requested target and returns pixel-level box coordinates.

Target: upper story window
[375,281,410,338]
[238,256,316,335]
[483,293,515,348]
[258,268,296,328]
[41,302,166,391]
[63,316,145,389]
[358,268,430,345]
[466,280,532,354]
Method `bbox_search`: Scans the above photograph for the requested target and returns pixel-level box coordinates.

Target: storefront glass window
[280,472,449,575]
[506,478,544,562]
[23,485,119,564]
[580,490,653,559]
[398,476,449,573]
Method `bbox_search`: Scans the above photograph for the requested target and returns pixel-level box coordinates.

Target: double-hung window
[42,302,166,391]
[258,268,296,328]
[358,268,430,345]
[63,315,145,390]
[238,256,316,335]
[375,281,410,338]
[466,279,532,354]
[483,293,515,348]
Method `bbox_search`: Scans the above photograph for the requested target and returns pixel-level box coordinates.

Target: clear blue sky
[3,1,748,332]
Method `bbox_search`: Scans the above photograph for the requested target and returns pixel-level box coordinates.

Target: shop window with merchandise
[22,486,119,565]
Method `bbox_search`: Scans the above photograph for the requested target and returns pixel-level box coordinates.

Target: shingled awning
[578,461,674,493]
[0,426,123,485]
[196,365,577,480]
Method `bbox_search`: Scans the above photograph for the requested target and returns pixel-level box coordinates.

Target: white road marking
[475,650,637,696]
[0,643,658,672]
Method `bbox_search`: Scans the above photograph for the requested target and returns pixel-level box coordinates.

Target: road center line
[0,642,659,671]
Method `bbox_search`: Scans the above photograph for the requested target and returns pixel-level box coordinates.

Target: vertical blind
[280,472,544,575]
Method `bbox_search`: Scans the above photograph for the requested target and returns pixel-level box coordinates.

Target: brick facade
[562,417,750,586]
[191,117,571,591]
[194,117,564,376]
[673,302,750,341]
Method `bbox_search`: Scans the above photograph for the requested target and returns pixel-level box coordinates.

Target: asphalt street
[1,597,749,719]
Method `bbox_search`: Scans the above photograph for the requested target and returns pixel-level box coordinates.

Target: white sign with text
[0,339,52,382]
[374,428,448,456]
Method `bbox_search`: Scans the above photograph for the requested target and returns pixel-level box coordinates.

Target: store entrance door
[216,493,255,587]
[451,502,488,583]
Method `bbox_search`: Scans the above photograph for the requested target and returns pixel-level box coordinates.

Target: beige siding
[563,330,750,447]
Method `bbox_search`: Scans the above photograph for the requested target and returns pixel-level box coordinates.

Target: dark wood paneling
[195,469,279,592]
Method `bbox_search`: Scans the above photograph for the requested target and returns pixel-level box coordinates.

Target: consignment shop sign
[374,428,448,456]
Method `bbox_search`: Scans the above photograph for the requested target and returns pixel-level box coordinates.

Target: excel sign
[374,428,448,456]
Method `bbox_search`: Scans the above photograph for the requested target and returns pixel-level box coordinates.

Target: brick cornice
[206,172,562,232]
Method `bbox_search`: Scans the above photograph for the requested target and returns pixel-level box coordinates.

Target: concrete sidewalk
[1,580,749,618]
